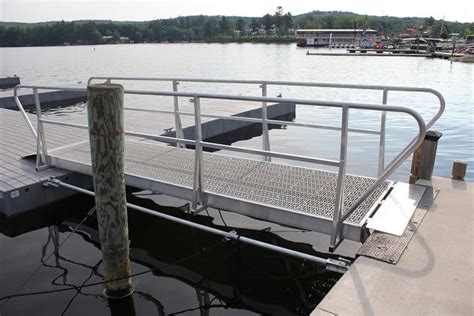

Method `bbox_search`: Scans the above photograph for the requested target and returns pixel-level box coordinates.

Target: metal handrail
[14,83,437,251]
[88,76,445,174]
[124,107,380,135]
[87,76,445,129]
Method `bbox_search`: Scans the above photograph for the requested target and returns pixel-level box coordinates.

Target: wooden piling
[452,161,467,180]
[87,84,132,297]
[410,130,442,184]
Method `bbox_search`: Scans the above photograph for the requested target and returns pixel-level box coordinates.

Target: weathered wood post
[452,161,467,180]
[87,84,132,297]
[409,130,442,184]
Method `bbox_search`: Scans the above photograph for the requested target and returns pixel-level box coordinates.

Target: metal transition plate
[358,187,439,264]
[366,182,426,236]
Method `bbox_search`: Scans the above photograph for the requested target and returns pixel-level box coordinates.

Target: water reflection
[108,296,137,316]
[0,191,343,315]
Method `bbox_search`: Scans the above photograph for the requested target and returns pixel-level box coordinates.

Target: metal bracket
[42,177,61,187]
[326,257,351,273]
[329,236,344,253]
[36,164,54,172]
[223,229,238,243]
[190,203,208,215]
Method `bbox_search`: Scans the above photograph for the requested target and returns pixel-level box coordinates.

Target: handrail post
[377,89,388,177]
[14,87,38,139]
[260,82,271,162]
[330,106,349,252]
[173,80,185,148]
[33,88,49,169]
[192,96,204,211]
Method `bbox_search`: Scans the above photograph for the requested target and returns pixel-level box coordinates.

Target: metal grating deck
[48,140,392,242]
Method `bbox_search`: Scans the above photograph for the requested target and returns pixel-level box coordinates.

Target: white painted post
[33,88,48,169]
[377,89,388,177]
[330,106,349,251]
[173,80,185,148]
[192,96,204,211]
[261,82,271,162]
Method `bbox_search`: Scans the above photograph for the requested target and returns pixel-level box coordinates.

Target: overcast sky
[1,0,472,23]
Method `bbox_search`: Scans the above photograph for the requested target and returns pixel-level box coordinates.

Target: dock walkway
[0,99,294,216]
[48,139,391,242]
[0,108,89,215]
[312,177,473,315]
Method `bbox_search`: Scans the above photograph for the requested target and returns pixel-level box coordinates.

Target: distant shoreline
[0,37,298,48]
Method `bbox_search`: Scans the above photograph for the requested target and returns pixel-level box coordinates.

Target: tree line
[0,9,472,47]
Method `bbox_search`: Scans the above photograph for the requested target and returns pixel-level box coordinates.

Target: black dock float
[0,77,20,90]
[0,90,88,110]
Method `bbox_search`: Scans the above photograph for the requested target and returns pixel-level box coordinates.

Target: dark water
[0,191,343,315]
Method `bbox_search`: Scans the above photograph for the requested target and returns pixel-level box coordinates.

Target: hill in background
[0,10,472,47]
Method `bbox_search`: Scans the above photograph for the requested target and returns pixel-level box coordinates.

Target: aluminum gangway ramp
[47,139,392,243]
[14,77,445,251]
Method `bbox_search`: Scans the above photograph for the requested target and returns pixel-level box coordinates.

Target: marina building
[295,28,377,47]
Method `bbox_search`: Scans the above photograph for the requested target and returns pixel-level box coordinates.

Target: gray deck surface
[312,177,474,315]
[48,139,391,227]
[0,99,290,193]
[0,108,87,192]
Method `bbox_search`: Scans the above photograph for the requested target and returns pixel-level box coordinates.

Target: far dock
[306,48,466,60]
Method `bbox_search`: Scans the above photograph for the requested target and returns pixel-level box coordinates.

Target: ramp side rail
[88,76,445,176]
[14,82,442,251]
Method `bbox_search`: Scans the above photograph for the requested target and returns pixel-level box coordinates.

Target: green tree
[282,13,293,33]
[250,18,260,33]
[425,16,435,27]
[204,19,218,38]
[218,16,232,36]
[112,30,120,41]
[262,14,273,32]
[441,29,449,39]
[321,16,335,29]
[463,26,472,37]
[299,15,315,29]
[274,6,283,34]
[236,18,245,35]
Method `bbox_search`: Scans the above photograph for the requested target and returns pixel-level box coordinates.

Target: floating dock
[0,89,87,110]
[307,51,432,57]
[307,48,432,57]
[0,101,295,216]
[0,77,20,90]
[347,48,428,54]
[313,177,473,315]
[0,108,90,216]
[306,48,466,60]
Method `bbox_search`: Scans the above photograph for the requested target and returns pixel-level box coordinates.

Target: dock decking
[0,108,90,215]
[0,99,295,216]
